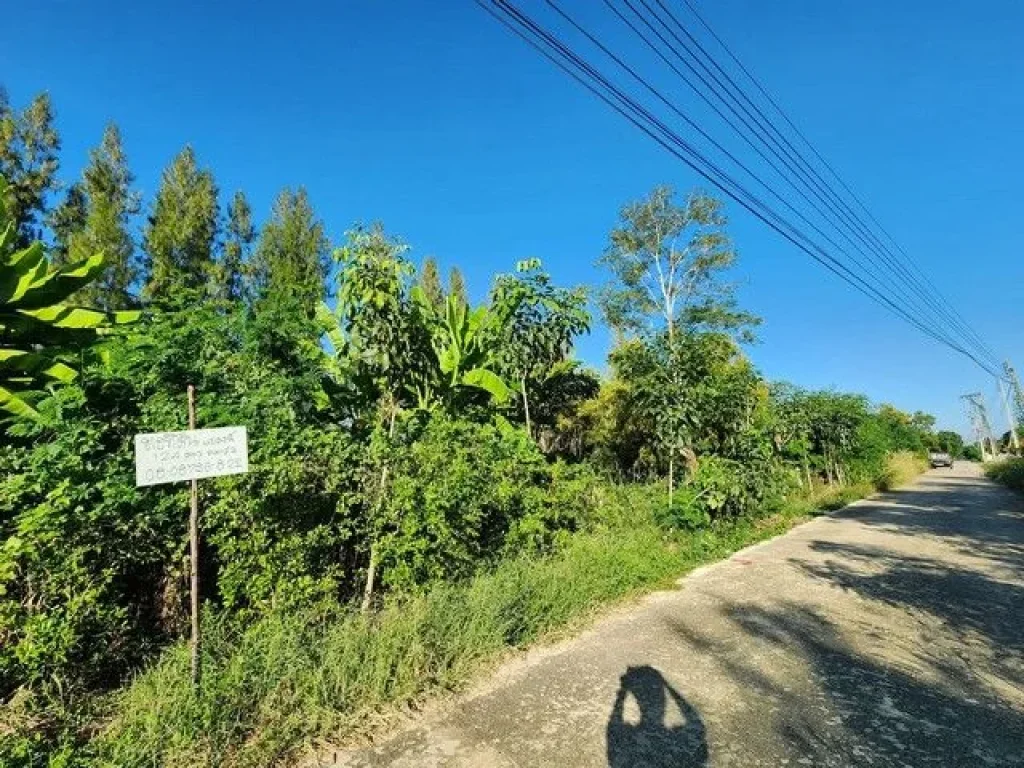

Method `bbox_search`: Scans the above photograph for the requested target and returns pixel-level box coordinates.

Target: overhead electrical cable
[473,0,1003,376]
[474,0,1002,377]
[646,0,1001,367]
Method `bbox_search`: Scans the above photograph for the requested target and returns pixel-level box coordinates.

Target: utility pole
[962,392,996,461]
[1003,364,1019,454]
[1005,361,1024,425]
[997,378,1020,453]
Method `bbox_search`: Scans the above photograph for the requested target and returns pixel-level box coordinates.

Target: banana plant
[0,178,139,421]
[409,285,509,411]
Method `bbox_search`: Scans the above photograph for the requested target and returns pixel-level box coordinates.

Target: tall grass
[985,457,1024,492]
[874,450,928,491]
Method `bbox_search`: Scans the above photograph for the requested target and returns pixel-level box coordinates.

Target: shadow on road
[801,541,1024,660]
[659,471,1024,766]
[671,601,1024,767]
[830,473,1024,576]
[606,665,707,767]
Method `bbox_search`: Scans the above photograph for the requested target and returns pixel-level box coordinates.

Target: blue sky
[3,0,1021,434]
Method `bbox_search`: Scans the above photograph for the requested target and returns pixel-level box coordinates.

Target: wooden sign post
[187,384,200,686]
[134,386,249,687]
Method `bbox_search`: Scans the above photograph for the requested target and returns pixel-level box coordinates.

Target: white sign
[135,427,249,487]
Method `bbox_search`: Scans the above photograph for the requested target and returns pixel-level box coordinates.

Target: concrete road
[331,464,1024,767]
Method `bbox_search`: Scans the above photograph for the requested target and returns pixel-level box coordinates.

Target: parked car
[929,451,954,469]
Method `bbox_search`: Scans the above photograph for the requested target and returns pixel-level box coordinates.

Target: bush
[986,458,1024,492]
[375,415,549,591]
[0,307,364,699]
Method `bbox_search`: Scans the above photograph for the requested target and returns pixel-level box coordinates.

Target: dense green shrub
[0,305,363,697]
[376,415,548,590]
[90,497,811,768]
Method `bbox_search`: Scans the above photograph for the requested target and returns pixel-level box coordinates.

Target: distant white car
[929,451,954,469]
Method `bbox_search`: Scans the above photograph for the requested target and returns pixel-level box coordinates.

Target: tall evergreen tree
[59,124,140,309]
[142,146,219,302]
[48,181,87,266]
[448,266,468,308]
[418,256,444,308]
[215,190,255,302]
[0,91,61,246]
[250,187,328,318]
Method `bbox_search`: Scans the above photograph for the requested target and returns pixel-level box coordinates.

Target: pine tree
[0,91,61,247]
[142,146,219,302]
[419,256,444,307]
[448,266,468,307]
[215,190,255,302]
[48,182,87,267]
[62,124,140,309]
[250,187,328,318]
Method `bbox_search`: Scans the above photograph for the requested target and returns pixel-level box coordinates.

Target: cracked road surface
[330,464,1024,767]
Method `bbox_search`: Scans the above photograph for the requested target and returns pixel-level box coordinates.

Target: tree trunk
[668,453,674,509]
[521,376,532,439]
[361,401,398,614]
[803,458,812,492]
[360,544,378,613]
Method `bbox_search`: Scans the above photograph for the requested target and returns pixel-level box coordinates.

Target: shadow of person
[606,665,708,767]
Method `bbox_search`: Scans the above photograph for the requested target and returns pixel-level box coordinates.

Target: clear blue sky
[4,0,1021,434]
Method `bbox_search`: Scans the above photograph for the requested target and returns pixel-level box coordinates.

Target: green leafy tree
[448,265,468,307]
[418,256,444,308]
[59,124,141,309]
[935,430,965,458]
[598,185,758,341]
[769,384,816,489]
[215,190,255,302]
[321,226,419,611]
[142,146,219,302]
[611,331,763,505]
[0,91,61,246]
[408,288,510,411]
[490,258,590,437]
[250,187,328,320]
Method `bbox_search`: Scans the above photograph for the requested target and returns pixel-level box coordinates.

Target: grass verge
[874,450,928,491]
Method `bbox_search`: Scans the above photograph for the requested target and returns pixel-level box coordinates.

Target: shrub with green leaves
[0,303,363,699]
[375,414,548,591]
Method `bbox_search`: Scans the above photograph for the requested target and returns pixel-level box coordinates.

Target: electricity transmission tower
[1003,361,1024,452]
[962,393,996,460]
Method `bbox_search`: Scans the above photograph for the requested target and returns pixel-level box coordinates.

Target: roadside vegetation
[986,458,1024,492]
[1,91,940,766]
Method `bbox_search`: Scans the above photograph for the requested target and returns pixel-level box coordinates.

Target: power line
[476,0,1003,377]
[543,0,946,332]
[615,0,1000,369]
[478,0,997,373]
[591,0,996,367]
[670,0,1001,368]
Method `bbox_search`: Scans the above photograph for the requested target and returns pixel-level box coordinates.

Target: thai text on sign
[135,426,248,486]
